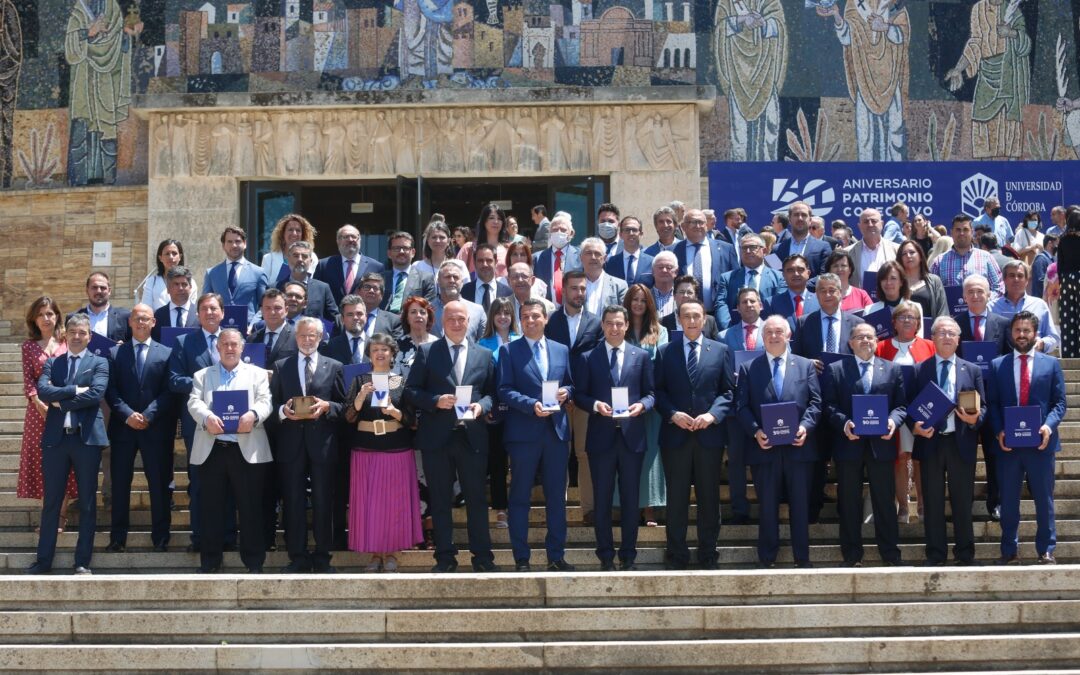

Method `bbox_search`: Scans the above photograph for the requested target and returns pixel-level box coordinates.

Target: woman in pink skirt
[343,333,422,572]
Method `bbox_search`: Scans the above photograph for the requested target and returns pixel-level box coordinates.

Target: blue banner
[708,161,1080,234]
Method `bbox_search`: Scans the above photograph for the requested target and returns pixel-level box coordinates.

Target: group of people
[18,199,1078,574]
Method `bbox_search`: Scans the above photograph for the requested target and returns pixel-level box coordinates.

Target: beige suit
[187,362,274,465]
[845,239,899,288]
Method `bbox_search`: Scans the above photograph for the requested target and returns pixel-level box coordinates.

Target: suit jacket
[151,302,198,342]
[534,245,582,303]
[573,342,656,454]
[954,311,1013,356]
[106,340,174,444]
[313,254,386,307]
[823,358,908,462]
[714,267,787,330]
[720,321,765,354]
[188,362,274,465]
[497,338,574,443]
[429,297,485,343]
[735,352,821,464]
[545,309,603,369]
[270,353,345,462]
[792,310,866,359]
[381,266,437,311]
[168,330,220,439]
[909,357,985,463]
[366,308,404,340]
[988,351,1067,454]
[643,240,678,257]
[714,224,755,249]
[774,236,832,277]
[674,238,737,308]
[320,332,368,366]
[202,258,268,315]
[654,337,734,449]
[585,273,627,313]
[69,305,132,344]
[462,279,513,308]
[246,323,298,373]
[604,250,654,285]
[765,290,820,328]
[661,312,720,342]
[276,276,339,322]
[37,351,110,448]
[404,339,496,452]
[845,239,899,288]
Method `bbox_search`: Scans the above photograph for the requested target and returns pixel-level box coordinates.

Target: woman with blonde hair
[260,214,318,284]
[927,235,953,266]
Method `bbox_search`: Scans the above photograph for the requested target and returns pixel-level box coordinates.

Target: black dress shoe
[282,560,313,573]
[756,560,775,569]
[955,558,979,567]
[186,543,200,553]
[994,554,1021,566]
[153,543,168,553]
[247,566,264,574]
[514,560,532,572]
[547,559,576,572]
[922,560,946,567]
[620,561,638,571]
[431,561,459,573]
[881,559,902,567]
[1038,553,1057,565]
[195,565,221,574]
[25,561,52,575]
[105,542,125,553]
[472,561,500,573]
[845,560,863,568]
[599,560,617,571]
[314,564,338,574]
[795,561,814,569]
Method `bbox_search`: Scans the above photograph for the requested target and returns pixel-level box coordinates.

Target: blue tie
[175,306,184,327]
[825,316,837,353]
[626,254,636,281]
[691,243,703,282]
[686,340,699,386]
[351,336,361,364]
[265,331,276,362]
[746,268,758,291]
[938,360,951,390]
[67,355,80,385]
[227,261,238,295]
[451,344,463,383]
[609,346,620,384]
[859,361,871,394]
[772,356,783,398]
[533,340,547,380]
[135,343,146,382]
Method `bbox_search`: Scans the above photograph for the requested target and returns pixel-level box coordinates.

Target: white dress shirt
[446,337,468,383]
[688,239,713,306]
[87,305,110,337]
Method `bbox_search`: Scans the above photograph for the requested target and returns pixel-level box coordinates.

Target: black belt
[63,428,79,435]
[213,440,240,448]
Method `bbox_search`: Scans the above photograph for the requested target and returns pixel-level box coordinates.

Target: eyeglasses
[359,284,382,292]
[933,330,961,338]
[389,245,413,253]
[895,315,918,323]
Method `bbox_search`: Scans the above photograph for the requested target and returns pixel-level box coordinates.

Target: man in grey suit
[357,272,403,339]
[531,204,551,250]
[276,242,338,323]
[580,237,627,317]
[187,328,274,573]
[381,231,436,313]
[431,260,486,342]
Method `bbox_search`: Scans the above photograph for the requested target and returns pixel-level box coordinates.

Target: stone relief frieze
[149,104,697,178]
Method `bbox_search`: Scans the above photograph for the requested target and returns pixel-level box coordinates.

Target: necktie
[1019,354,1030,406]
[609,347,620,384]
[451,344,463,383]
[938,359,951,390]
[859,361,871,394]
[687,341,699,386]
[175,306,184,327]
[208,334,218,363]
[626,254,636,281]
[344,259,356,295]
[481,283,491,312]
[794,294,804,318]
[553,249,564,304]
[747,268,758,291]
[364,312,376,337]
[304,355,314,395]
[390,271,407,313]
[745,324,756,350]
[67,355,80,386]
[136,343,146,382]
[772,356,784,398]
[351,336,361,364]
[973,315,983,341]
[265,331,276,361]
[825,316,837,353]
[228,261,238,295]
[533,340,547,380]
[691,243,703,283]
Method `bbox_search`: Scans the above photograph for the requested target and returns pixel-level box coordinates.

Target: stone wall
[0,186,148,340]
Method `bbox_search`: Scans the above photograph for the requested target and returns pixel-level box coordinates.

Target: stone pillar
[664,2,673,21]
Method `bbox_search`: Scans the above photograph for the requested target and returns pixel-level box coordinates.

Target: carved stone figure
[209,113,235,175]
[415,109,439,173]
[254,113,276,177]
[515,108,541,172]
[485,108,516,172]
[622,106,648,169]
[439,109,465,172]
[468,109,491,172]
[191,113,212,176]
[636,111,681,170]
[346,111,368,174]
[234,112,255,176]
[568,108,592,170]
[300,111,323,175]
[0,0,21,187]
[152,115,171,177]
[592,107,623,171]
[277,112,300,175]
[370,111,395,174]
[322,112,347,175]
[393,110,416,174]
[540,107,568,171]
[170,113,190,177]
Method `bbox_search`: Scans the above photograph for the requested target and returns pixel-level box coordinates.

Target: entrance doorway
[242,176,608,263]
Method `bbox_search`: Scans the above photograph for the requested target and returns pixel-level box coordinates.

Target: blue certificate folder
[961,341,998,375]
[160,326,197,349]
[343,362,373,387]
[945,285,967,315]
[761,401,799,446]
[1004,406,1043,448]
[87,332,118,358]
[212,390,249,434]
[862,306,894,339]
[241,344,266,368]
[852,394,890,435]
[222,305,248,335]
[733,350,760,381]
[908,382,954,429]
[862,271,877,301]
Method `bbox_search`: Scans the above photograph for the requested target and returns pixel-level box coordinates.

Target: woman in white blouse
[260,214,318,284]
[137,239,197,309]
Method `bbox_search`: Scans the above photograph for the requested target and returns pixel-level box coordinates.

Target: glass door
[242,181,302,262]
[549,176,607,245]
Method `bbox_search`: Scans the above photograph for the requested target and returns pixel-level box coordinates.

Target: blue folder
[212,390,249,434]
[862,305,894,339]
[160,326,197,349]
[87,332,118,358]
[761,401,799,446]
[908,381,954,429]
[1004,406,1042,448]
[222,305,248,336]
[732,350,760,383]
[241,343,266,368]
[945,285,966,315]
[852,394,890,436]
[961,341,998,376]
[343,362,373,388]
[862,271,877,301]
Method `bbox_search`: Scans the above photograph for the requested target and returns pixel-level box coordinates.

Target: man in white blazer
[188,328,274,574]
[845,209,898,289]
[580,237,627,316]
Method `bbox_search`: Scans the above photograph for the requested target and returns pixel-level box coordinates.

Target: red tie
[553,249,564,304]
[745,323,756,350]
[973,316,983,341]
[1019,354,1030,406]
[793,294,804,318]
[344,259,356,295]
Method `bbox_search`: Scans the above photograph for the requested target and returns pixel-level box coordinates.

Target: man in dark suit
[313,224,386,307]
[736,315,822,568]
[276,242,339,323]
[462,243,513,312]
[545,270,603,522]
[604,216,654,285]
[910,316,986,566]
[766,255,820,325]
[26,314,110,575]
[714,233,787,330]
[714,208,755,259]
[72,271,131,343]
[661,276,720,340]
[404,301,498,572]
[533,215,581,305]
[168,292,235,552]
[357,272,403,339]
[152,266,199,342]
[321,294,367,367]
[674,209,737,314]
[247,289,299,370]
[988,312,1068,565]
[270,317,345,573]
[381,231,437,313]
[773,202,832,277]
[105,305,175,553]
[201,226,268,317]
[822,322,907,566]
[498,299,576,572]
[654,300,734,570]
[643,206,679,257]
[574,305,656,571]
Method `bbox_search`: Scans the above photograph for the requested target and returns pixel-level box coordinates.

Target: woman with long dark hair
[138,239,197,309]
[457,203,510,277]
[896,240,948,319]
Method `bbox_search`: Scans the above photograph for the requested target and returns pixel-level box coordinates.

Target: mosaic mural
[2,0,1080,189]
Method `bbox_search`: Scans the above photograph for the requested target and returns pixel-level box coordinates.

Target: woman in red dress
[18,296,78,532]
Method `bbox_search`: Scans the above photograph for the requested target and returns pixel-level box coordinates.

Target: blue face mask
[1027,220,1039,229]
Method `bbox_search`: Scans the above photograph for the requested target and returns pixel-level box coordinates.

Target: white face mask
[597,221,618,240]
[549,231,570,250]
